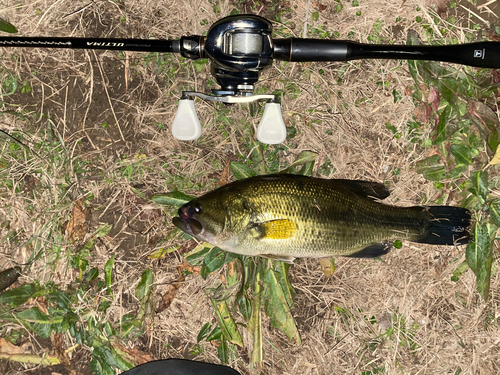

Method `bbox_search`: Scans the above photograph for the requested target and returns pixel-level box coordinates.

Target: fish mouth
[173,206,204,237]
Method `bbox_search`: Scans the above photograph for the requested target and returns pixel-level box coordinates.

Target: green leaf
[280,151,318,174]
[248,264,263,367]
[16,307,60,338]
[469,171,488,205]
[489,200,500,227]
[104,255,114,290]
[47,290,72,312]
[150,191,194,206]
[206,326,222,341]
[452,261,469,279]
[0,18,18,33]
[465,222,497,301]
[263,266,301,344]
[93,345,134,371]
[201,248,225,279]
[230,161,257,180]
[217,337,229,364]
[0,283,45,307]
[415,155,446,181]
[274,262,295,308]
[212,300,243,347]
[449,144,473,165]
[186,246,212,265]
[94,223,113,238]
[433,105,453,145]
[135,269,153,301]
[466,101,500,152]
[197,322,212,343]
[80,238,96,252]
[84,267,99,282]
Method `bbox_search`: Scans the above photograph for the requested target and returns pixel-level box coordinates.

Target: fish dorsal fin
[249,219,298,240]
[259,254,296,264]
[336,179,390,200]
[346,241,393,258]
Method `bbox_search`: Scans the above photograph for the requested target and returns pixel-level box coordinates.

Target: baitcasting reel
[1,14,499,144]
[173,15,284,143]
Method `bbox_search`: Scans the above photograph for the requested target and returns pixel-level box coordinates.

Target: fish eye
[193,202,202,214]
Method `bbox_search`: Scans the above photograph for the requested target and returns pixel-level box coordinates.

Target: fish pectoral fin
[259,254,296,264]
[346,241,393,258]
[250,219,298,240]
[336,179,391,200]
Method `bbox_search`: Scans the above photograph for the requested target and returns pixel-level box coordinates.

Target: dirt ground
[0,0,499,374]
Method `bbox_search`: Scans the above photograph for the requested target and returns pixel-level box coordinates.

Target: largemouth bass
[173,174,471,263]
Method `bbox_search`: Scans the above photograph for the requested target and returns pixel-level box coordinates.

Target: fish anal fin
[252,219,298,240]
[259,254,296,264]
[336,179,390,200]
[346,241,393,258]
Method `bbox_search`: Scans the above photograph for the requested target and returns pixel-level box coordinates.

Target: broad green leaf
[135,269,153,300]
[104,255,114,290]
[201,248,225,279]
[186,246,212,265]
[274,262,295,307]
[206,326,223,341]
[466,101,500,152]
[119,313,141,339]
[281,151,318,174]
[197,322,212,343]
[466,222,497,301]
[230,161,257,180]
[94,223,113,238]
[451,261,469,281]
[212,300,243,347]
[80,238,96,252]
[47,290,72,313]
[250,140,267,175]
[93,345,134,371]
[469,171,488,205]
[16,307,61,338]
[415,155,446,181]
[150,191,194,206]
[0,18,17,33]
[263,266,301,345]
[84,267,99,282]
[449,144,473,165]
[298,161,314,176]
[217,337,229,364]
[433,105,453,145]
[489,200,500,227]
[0,283,45,307]
[90,354,114,375]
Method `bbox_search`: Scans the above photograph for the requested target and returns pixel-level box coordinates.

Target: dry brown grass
[1,0,499,374]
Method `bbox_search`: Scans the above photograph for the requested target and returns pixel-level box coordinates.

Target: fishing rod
[1,14,499,144]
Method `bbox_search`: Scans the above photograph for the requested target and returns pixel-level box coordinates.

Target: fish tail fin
[414,206,472,246]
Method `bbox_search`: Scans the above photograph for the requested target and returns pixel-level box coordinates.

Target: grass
[1,0,500,374]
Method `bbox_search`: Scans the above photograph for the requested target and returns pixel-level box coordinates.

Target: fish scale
[173,174,472,263]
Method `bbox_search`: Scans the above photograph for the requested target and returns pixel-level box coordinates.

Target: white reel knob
[256,102,286,144]
[171,99,202,141]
